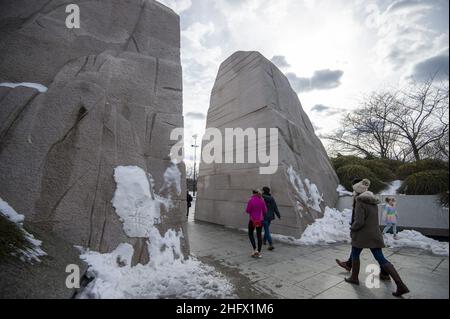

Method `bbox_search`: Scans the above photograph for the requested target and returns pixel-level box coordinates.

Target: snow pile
[287,166,324,214]
[380,180,402,196]
[79,164,235,299]
[383,230,449,256]
[0,82,48,93]
[337,185,353,197]
[79,242,234,299]
[299,207,352,245]
[0,197,46,263]
[270,207,352,245]
[112,166,161,238]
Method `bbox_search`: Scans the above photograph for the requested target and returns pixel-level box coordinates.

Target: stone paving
[187,202,449,299]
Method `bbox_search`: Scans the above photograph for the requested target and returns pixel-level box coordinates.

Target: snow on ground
[380,180,403,196]
[287,166,324,213]
[79,164,235,299]
[383,230,449,256]
[78,243,234,299]
[0,197,46,263]
[271,207,352,245]
[0,82,48,93]
[337,185,353,197]
[269,206,448,256]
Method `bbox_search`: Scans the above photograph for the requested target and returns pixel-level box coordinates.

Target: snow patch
[112,166,161,238]
[78,242,234,299]
[287,166,324,214]
[337,185,353,197]
[0,82,48,93]
[384,230,449,256]
[270,207,352,245]
[80,164,235,299]
[0,197,46,263]
[380,180,402,195]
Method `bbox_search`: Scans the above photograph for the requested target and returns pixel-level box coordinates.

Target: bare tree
[373,78,449,161]
[325,93,401,159]
[326,77,449,161]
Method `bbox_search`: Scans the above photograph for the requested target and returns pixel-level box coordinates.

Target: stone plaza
[188,201,449,299]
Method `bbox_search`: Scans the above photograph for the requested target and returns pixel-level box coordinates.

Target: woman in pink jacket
[246,189,268,258]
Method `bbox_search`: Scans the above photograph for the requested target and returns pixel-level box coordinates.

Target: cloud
[386,0,432,14]
[286,69,344,93]
[369,0,447,75]
[311,104,330,112]
[185,112,206,120]
[311,104,347,117]
[157,0,192,14]
[409,49,449,81]
[270,55,291,69]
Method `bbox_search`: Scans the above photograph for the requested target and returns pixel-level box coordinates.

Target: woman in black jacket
[261,187,281,251]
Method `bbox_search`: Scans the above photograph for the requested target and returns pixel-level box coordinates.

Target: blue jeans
[383,223,397,235]
[263,220,273,246]
[351,247,389,266]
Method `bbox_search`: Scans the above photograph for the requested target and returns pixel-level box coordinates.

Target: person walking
[383,197,399,240]
[246,189,267,258]
[186,191,193,217]
[335,178,390,281]
[262,187,281,251]
[344,179,410,297]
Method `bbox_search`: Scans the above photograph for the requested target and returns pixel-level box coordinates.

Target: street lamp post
[191,134,199,197]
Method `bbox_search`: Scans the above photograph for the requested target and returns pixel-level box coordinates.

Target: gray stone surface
[188,210,449,299]
[0,0,186,298]
[195,51,339,238]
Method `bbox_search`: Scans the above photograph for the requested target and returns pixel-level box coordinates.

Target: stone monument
[0,0,186,297]
[195,51,339,238]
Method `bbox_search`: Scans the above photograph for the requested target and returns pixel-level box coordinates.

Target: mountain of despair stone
[195,51,339,238]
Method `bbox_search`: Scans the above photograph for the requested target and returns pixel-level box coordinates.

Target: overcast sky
[158,0,449,165]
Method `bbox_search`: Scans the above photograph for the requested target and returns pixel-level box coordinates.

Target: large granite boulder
[195,51,339,238]
[0,0,186,297]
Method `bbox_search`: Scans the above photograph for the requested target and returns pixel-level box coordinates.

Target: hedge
[397,159,449,180]
[398,170,449,195]
[336,164,386,194]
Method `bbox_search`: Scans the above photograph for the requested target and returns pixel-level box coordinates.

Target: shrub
[336,164,386,194]
[363,160,396,182]
[374,159,404,173]
[331,156,397,182]
[397,159,449,180]
[331,156,365,171]
[398,170,449,195]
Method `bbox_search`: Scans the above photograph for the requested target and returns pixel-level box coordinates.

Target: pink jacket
[246,195,267,224]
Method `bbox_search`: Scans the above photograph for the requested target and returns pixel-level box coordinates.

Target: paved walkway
[187,201,449,299]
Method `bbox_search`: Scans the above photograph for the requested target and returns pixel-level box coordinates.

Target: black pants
[248,220,263,252]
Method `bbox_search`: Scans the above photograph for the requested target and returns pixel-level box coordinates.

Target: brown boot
[336,259,352,272]
[344,260,360,285]
[382,263,410,297]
